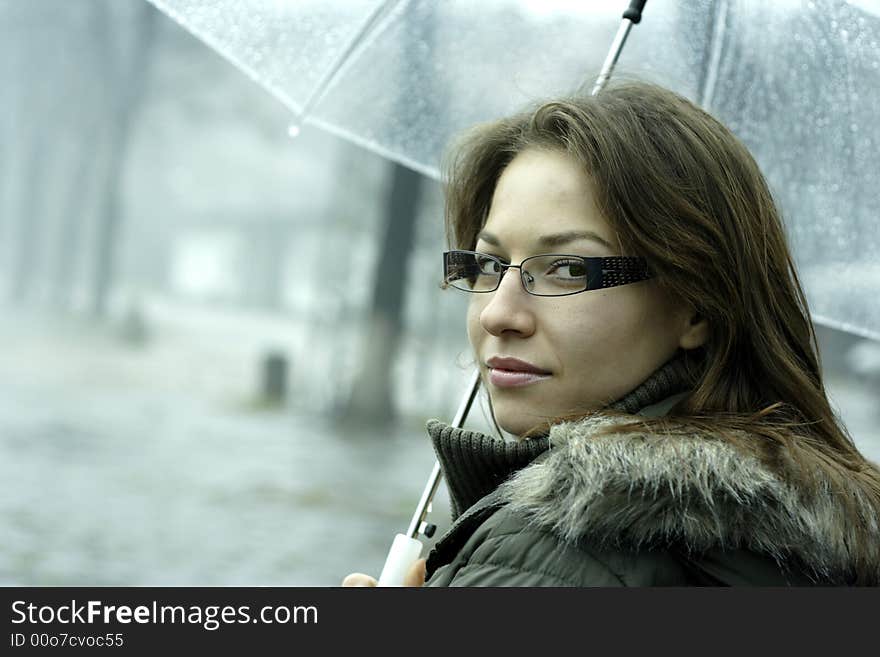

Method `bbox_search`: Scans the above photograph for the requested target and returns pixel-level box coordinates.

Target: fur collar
[496,414,880,585]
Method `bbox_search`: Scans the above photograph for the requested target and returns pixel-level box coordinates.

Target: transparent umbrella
[146,0,880,341]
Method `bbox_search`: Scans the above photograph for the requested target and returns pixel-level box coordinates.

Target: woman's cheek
[466,298,485,348]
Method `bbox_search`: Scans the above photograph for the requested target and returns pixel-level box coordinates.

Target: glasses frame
[442,249,654,297]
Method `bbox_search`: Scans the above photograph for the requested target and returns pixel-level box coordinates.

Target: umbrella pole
[377,0,650,587]
[376,370,480,586]
[404,369,481,540]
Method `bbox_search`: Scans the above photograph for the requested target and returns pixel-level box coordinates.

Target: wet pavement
[0,312,455,585]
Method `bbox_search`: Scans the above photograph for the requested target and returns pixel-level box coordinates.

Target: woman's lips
[488,368,551,388]
[485,356,551,388]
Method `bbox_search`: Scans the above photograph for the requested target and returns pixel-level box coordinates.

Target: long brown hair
[443,80,880,549]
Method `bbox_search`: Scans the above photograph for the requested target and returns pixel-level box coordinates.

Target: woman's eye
[475,255,502,274]
[547,259,586,279]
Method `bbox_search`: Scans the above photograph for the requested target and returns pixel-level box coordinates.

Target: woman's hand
[341,558,427,587]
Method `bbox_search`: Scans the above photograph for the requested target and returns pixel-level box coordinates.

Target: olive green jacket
[424,398,880,587]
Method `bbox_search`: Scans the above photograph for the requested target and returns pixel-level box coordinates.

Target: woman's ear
[679,311,709,350]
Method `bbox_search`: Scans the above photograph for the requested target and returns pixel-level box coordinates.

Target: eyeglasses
[442,250,653,297]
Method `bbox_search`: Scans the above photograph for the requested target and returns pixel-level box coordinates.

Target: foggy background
[1,0,878,585]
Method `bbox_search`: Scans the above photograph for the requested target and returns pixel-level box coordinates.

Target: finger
[403,558,427,587]
[341,573,378,587]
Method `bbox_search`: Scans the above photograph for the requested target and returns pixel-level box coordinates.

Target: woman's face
[467,148,700,436]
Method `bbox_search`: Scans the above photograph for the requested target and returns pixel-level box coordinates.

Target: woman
[344,81,880,587]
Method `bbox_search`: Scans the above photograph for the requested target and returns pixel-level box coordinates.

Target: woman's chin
[494,412,549,439]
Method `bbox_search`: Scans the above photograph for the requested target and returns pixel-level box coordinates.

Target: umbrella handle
[377,534,424,586]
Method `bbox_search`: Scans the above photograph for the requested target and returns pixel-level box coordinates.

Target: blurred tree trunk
[7,34,52,304]
[344,164,423,423]
[342,5,439,424]
[91,3,158,318]
[51,3,106,310]
[0,7,24,297]
[50,130,95,308]
[9,103,50,303]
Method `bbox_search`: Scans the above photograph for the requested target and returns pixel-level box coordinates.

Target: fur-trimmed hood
[493,414,880,585]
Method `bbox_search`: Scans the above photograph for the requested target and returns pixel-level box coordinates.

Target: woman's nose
[478,268,537,338]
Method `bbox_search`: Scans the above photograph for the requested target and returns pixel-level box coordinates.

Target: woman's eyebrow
[475,231,501,246]
[538,230,613,249]
[476,230,613,249]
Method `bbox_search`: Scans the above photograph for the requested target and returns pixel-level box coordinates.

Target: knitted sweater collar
[427,353,696,519]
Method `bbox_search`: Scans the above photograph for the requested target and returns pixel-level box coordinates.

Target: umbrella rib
[294,0,406,128]
[699,0,730,111]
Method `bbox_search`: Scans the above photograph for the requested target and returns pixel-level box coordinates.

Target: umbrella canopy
[146,0,880,341]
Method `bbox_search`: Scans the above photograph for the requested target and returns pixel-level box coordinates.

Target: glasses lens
[523,255,589,295]
[444,251,501,292]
